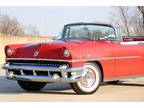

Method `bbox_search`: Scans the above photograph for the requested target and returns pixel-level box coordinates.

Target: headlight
[6,48,13,56]
[64,49,70,57]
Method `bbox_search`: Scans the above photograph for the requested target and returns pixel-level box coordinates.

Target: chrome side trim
[120,41,144,46]
[111,56,141,60]
[5,56,141,63]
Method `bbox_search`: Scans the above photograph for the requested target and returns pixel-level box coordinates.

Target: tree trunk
[138,6,144,30]
[142,13,144,29]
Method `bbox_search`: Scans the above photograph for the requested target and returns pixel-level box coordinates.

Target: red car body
[4,37,144,79]
[3,22,144,94]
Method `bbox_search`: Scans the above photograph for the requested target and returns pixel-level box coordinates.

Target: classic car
[2,22,144,94]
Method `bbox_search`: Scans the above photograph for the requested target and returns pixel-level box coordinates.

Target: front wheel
[17,81,47,91]
[70,63,102,94]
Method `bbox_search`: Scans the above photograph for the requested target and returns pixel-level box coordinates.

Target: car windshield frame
[60,23,117,41]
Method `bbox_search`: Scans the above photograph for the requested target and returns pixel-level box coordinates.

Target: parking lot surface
[0,68,144,101]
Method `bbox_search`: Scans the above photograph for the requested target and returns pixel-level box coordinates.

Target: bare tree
[110,6,144,36]
[23,25,40,36]
[137,6,144,29]
[129,8,144,36]
[110,7,130,36]
[0,14,24,36]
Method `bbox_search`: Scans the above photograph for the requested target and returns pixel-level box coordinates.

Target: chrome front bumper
[2,63,85,83]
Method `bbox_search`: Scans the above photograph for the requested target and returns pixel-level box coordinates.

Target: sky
[0,6,113,36]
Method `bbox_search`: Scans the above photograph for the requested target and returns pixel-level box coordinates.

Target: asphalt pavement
[0,68,144,101]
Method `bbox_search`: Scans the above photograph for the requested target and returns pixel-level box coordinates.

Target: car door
[114,41,144,77]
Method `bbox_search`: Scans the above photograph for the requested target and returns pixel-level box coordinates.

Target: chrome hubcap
[80,68,96,88]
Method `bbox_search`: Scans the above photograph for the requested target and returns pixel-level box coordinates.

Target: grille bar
[11,62,61,67]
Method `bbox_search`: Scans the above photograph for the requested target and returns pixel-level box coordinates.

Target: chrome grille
[12,62,61,67]
[8,60,70,68]
[7,60,71,78]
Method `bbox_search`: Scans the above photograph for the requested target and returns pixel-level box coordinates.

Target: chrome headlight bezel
[64,49,70,57]
[6,48,13,57]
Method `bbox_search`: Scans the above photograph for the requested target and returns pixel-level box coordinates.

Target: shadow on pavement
[0,76,75,95]
[101,80,144,87]
[107,82,144,87]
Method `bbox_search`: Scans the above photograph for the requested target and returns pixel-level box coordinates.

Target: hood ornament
[34,51,39,57]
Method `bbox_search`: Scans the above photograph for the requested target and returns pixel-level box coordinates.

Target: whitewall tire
[70,62,102,94]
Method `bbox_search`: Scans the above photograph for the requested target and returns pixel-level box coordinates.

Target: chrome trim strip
[111,56,141,60]
[6,58,73,62]
[5,56,141,62]
[120,41,144,46]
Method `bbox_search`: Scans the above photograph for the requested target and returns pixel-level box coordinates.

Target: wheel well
[87,61,104,82]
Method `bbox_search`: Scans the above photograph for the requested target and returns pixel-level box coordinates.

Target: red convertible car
[2,22,144,94]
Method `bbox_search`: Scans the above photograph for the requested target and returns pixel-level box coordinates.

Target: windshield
[60,24,116,40]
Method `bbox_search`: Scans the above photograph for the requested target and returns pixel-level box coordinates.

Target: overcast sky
[0,6,113,36]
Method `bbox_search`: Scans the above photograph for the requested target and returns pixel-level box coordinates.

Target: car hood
[7,39,109,60]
